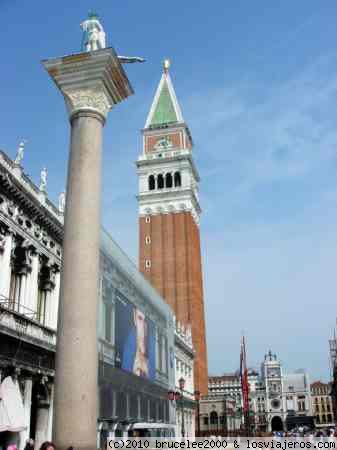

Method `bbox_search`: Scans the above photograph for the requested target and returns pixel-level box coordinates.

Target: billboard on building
[115,293,156,380]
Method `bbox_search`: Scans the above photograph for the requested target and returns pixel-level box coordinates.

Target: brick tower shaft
[137,60,208,394]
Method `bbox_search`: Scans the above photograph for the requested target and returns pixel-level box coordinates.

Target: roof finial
[163,59,171,73]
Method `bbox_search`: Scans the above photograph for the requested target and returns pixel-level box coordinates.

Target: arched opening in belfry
[165,173,173,188]
[271,416,283,432]
[210,411,218,430]
[174,171,181,187]
[148,175,155,191]
[157,174,164,189]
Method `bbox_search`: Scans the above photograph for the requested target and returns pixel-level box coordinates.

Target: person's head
[39,441,55,450]
[7,445,18,450]
[24,440,34,450]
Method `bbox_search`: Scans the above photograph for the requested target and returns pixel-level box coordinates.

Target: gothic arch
[165,172,173,188]
[271,416,283,432]
[148,175,155,191]
[157,174,164,189]
[174,171,181,187]
[210,410,218,426]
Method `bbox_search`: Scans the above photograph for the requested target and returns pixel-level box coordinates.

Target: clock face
[271,399,281,409]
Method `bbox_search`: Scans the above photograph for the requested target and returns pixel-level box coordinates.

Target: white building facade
[203,351,313,434]
[261,351,313,432]
[0,149,63,450]
[174,321,196,437]
[0,148,196,448]
[205,371,259,433]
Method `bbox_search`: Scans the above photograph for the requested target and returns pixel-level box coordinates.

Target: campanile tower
[137,60,208,394]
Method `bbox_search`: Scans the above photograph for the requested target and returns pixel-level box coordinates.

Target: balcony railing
[0,296,56,347]
[0,296,37,320]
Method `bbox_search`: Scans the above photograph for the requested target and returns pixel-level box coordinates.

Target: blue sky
[2,1,337,381]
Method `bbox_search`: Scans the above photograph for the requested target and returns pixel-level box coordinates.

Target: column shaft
[19,275,27,313]
[0,233,13,299]
[53,110,103,450]
[50,271,60,329]
[27,253,39,314]
[19,378,33,450]
[35,407,50,450]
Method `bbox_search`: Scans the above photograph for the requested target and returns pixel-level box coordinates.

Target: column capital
[42,48,134,121]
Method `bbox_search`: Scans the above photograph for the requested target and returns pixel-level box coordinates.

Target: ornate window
[9,243,32,311]
[145,236,151,245]
[148,175,155,191]
[9,272,23,309]
[145,260,151,268]
[145,216,151,223]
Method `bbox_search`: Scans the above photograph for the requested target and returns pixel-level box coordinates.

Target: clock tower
[136,60,208,395]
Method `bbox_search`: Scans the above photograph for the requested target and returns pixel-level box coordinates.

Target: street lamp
[179,377,185,438]
[194,390,201,437]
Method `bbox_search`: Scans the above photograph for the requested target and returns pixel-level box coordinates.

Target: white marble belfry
[42,48,133,450]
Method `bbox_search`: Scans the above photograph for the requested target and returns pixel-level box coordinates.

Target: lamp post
[179,377,186,438]
[194,390,201,437]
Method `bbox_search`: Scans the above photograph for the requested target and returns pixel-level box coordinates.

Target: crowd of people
[4,441,75,450]
[272,426,337,437]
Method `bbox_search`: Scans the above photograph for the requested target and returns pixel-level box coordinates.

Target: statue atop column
[58,191,66,214]
[80,11,146,63]
[14,140,27,165]
[39,167,48,192]
[80,11,106,52]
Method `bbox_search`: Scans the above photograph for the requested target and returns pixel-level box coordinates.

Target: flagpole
[240,335,251,436]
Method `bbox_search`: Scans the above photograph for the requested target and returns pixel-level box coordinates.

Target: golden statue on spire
[163,59,171,72]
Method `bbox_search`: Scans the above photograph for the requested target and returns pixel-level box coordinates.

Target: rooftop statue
[39,167,47,192]
[14,140,27,165]
[80,11,106,52]
[58,191,66,214]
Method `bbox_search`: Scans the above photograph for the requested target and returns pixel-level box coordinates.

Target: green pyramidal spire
[146,59,184,129]
[150,80,178,126]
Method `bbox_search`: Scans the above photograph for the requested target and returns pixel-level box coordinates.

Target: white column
[26,252,39,314]
[19,378,33,450]
[43,48,133,450]
[0,232,13,299]
[43,290,52,327]
[35,406,50,450]
[46,384,54,441]
[49,270,60,330]
[191,410,195,438]
[19,275,27,314]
